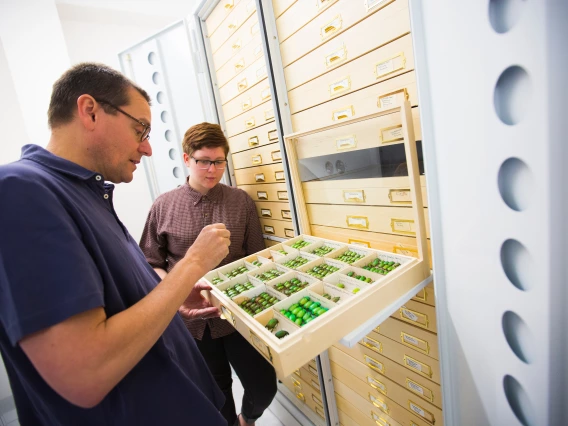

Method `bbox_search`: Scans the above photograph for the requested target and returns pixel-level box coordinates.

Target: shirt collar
[184,177,223,205]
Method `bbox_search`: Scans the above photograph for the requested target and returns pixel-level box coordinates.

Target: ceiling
[55,0,200,19]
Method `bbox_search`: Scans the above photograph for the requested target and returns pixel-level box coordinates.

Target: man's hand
[178,281,220,320]
[185,223,230,274]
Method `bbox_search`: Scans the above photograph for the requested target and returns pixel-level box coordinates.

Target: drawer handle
[332,105,355,121]
[329,77,351,97]
[257,191,268,200]
[291,378,301,388]
[284,228,295,238]
[413,287,428,303]
[363,355,385,374]
[371,411,391,426]
[409,400,436,424]
[255,173,265,182]
[219,304,236,326]
[321,15,342,38]
[281,210,291,220]
[369,393,389,414]
[404,355,433,378]
[241,98,252,111]
[367,376,387,395]
[390,218,416,236]
[275,171,285,181]
[264,225,275,235]
[343,190,365,203]
[317,0,332,8]
[224,0,234,10]
[347,215,369,230]
[228,21,238,32]
[325,45,347,67]
[237,78,248,91]
[311,380,320,392]
[271,150,281,161]
[248,136,259,146]
[362,336,382,353]
[308,364,318,376]
[400,332,430,355]
[252,155,262,165]
[312,394,322,406]
[277,191,288,200]
[245,118,256,128]
[261,209,272,217]
[399,306,429,328]
[335,135,356,151]
[268,129,278,141]
[315,405,325,419]
[295,391,305,402]
[232,39,242,50]
[349,238,371,248]
[234,59,245,72]
[388,188,412,204]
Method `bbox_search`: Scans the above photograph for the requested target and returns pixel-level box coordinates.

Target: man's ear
[76,95,98,130]
[183,152,191,168]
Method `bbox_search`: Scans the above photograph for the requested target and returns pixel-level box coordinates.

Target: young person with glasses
[0,63,232,425]
[140,123,277,426]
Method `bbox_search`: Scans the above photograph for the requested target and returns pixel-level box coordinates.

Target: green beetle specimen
[275,330,289,339]
[266,318,279,331]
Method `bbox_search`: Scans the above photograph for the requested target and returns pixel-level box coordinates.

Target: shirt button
[104,194,109,200]
[96,175,102,181]
[204,213,208,217]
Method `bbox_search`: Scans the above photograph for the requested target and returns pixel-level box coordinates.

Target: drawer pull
[369,393,389,414]
[234,58,245,72]
[413,287,428,303]
[320,15,342,38]
[311,380,320,392]
[277,191,288,200]
[332,105,355,121]
[281,210,291,220]
[371,411,391,426]
[241,98,252,111]
[255,173,265,182]
[232,39,242,51]
[409,400,436,424]
[261,208,272,217]
[249,329,273,362]
[349,238,371,248]
[399,306,429,328]
[367,376,387,395]
[365,0,391,12]
[329,76,351,97]
[364,355,385,374]
[379,124,404,144]
[404,355,433,378]
[268,129,278,141]
[254,43,263,57]
[362,336,382,353]
[343,189,365,203]
[256,65,267,80]
[265,109,275,121]
[251,22,260,35]
[261,87,271,100]
[390,218,415,236]
[275,171,285,181]
[406,378,435,403]
[224,0,234,10]
[252,155,262,165]
[378,87,409,109]
[257,191,268,200]
[237,78,248,91]
[264,225,275,234]
[219,304,236,326]
[388,188,412,204]
[347,215,369,230]
[315,405,325,419]
[312,394,322,406]
[248,136,259,147]
[291,378,301,388]
[295,391,305,402]
[284,228,295,238]
[335,135,356,150]
[393,245,418,257]
[308,364,318,376]
[325,45,347,67]
[245,118,256,128]
[271,150,281,161]
[228,21,238,32]
[375,52,407,79]
[401,332,430,354]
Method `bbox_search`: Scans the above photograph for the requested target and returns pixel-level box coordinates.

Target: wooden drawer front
[255,201,292,221]
[210,0,257,54]
[310,225,432,268]
[330,344,443,410]
[232,142,282,169]
[205,0,243,38]
[286,372,322,400]
[216,35,264,90]
[376,318,438,360]
[219,52,266,105]
[225,98,275,137]
[239,182,288,202]
[291,77,419,134]
[296,366,322,393]
[222,77,271,122]
[234,163,286,185]
[273,0,297,19]
[228,122,279,153]
[288,34,414,114]
[275,0,339,43]
[303,176,427,207]
[412,283,435,307]
[336,393,396,426]
[283,0,409,91]
[213,13,261,72]
[264,238,281,248]
[307,204,431,239]
[393,299,438,334]
[332,361,443,426]
[259,217,296,239]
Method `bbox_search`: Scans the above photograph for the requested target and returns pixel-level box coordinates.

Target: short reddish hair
[182,122,229,158]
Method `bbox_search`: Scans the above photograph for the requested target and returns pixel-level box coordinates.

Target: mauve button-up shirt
[140,180,265,339]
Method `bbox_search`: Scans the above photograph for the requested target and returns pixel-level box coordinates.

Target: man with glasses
[140,123,277,426]
[0,63,231,425]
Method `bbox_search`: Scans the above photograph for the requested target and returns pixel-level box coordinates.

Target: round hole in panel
[503,375,536,426]
[152,72,162,85]
[168,149,177,161]
[156,91,165,104]
[500,239,535,291]
[325,161,333,175]
[502,311,534,364]
[148,52,157,65]
[489,0,526,34]
[165,130,173,142]
[494,66,531,125]
[173,167,182,179]
[498,157,532,211]
[161,111,170,123]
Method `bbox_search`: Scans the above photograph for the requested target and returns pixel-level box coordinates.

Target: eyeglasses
[191,156,227,170]
[95,98,151,142]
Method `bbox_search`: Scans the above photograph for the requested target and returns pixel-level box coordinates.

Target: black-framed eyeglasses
[191,156,227,170]
[95,99,151,142]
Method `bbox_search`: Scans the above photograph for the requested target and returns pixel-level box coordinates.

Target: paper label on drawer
[371,412,390,426]
[378,88,408,109]
[255,173,265,182]
[380,125,404,143]
[281,210,291,219]
[363,336,382,352]
[256,65,267,80]
[406,357,422,372]
[347,215,368,229]
[402,308,419,322]
[252,155,262,164]
[275,171,285,181]
[329,77,351,97]
[264,225,275,234]
[343,190,365,203]
[379,94,397,108]
[367,376,387,394]
[332,106,355,121]
[284,228,295,238]
[254,44,262,57]
[391,219,415,234]
[248,136,259,146]
[369,394,388,413]
[349,239,371,248]
[257,191,268,200]
[403,333,419,346]
[277,191,288,200]
[261,209,272,217]
[389,189,411,203]
[409,402,426,417]
[407,380,424,395]
[364,355,385,373]
[366,0,389,11]
[249,330,273,363]
[404,355,432,378]
[311,380,320,391]
[376,58,394,77]
[271,150,281,160]
[261,87,271,100]
[335,135,356,150]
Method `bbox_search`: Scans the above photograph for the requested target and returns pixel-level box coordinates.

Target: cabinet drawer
[216,35,264,90]
[234,163,286,185]
[255,201,292,221]
[330,344,443,410]
[259,217,296,239]
[219,50,266,105]
[222,77,271,122]
[213,13,261,72]
[228,122,279,153]
[288,33,414,114]
[296,366,322,393]
[307,204,431,238]
[239,182,289,202]
[393,299,438,334]
[375,317,439,360]
[273,0,297,19]
[332,361,443,425]
[283,0,409,91]
[225,98,275,137]
[264,238,281,248]
[302,176,427,207]
[275,0,339,43]
[232,142,282,169]
[336,393,394,426]
[210,0,257,54]
[205,0,243,38]
[412,283,435,307]
[291,74,419,134]
[280,0,394,67]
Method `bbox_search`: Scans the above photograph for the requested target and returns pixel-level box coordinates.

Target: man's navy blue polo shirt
[0,145,225,425]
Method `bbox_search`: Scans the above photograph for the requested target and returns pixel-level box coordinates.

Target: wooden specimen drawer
[375,317,439,360]
[225,98,275,137]
[232,142,282,169]
[330,344,442,410]
[264,238,281,248]
[275,0,339,43]
[259,217,296,238]
[213,13,261,72]
[412,283,435,307]
[216,33,264,90]
[288,33,414,114]
[291,76,419,134]
[219,53,267,105]
[302,176,427,208]
[222,75,271,122]
[205,0,243,38]
[280,0,395,68]
[392,299,438,334]
[306,204,431,239]
[234,163,286,185]
[209,0,257,54]
[295,366,322,393]
[336,392,396,426]
[283,0,409,91]
[239,182,289,202]
[228,122,279,153]
[255,201,292,221]
[273,0,297,19]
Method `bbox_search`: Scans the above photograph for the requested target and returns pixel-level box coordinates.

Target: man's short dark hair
[48,62,151,129]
